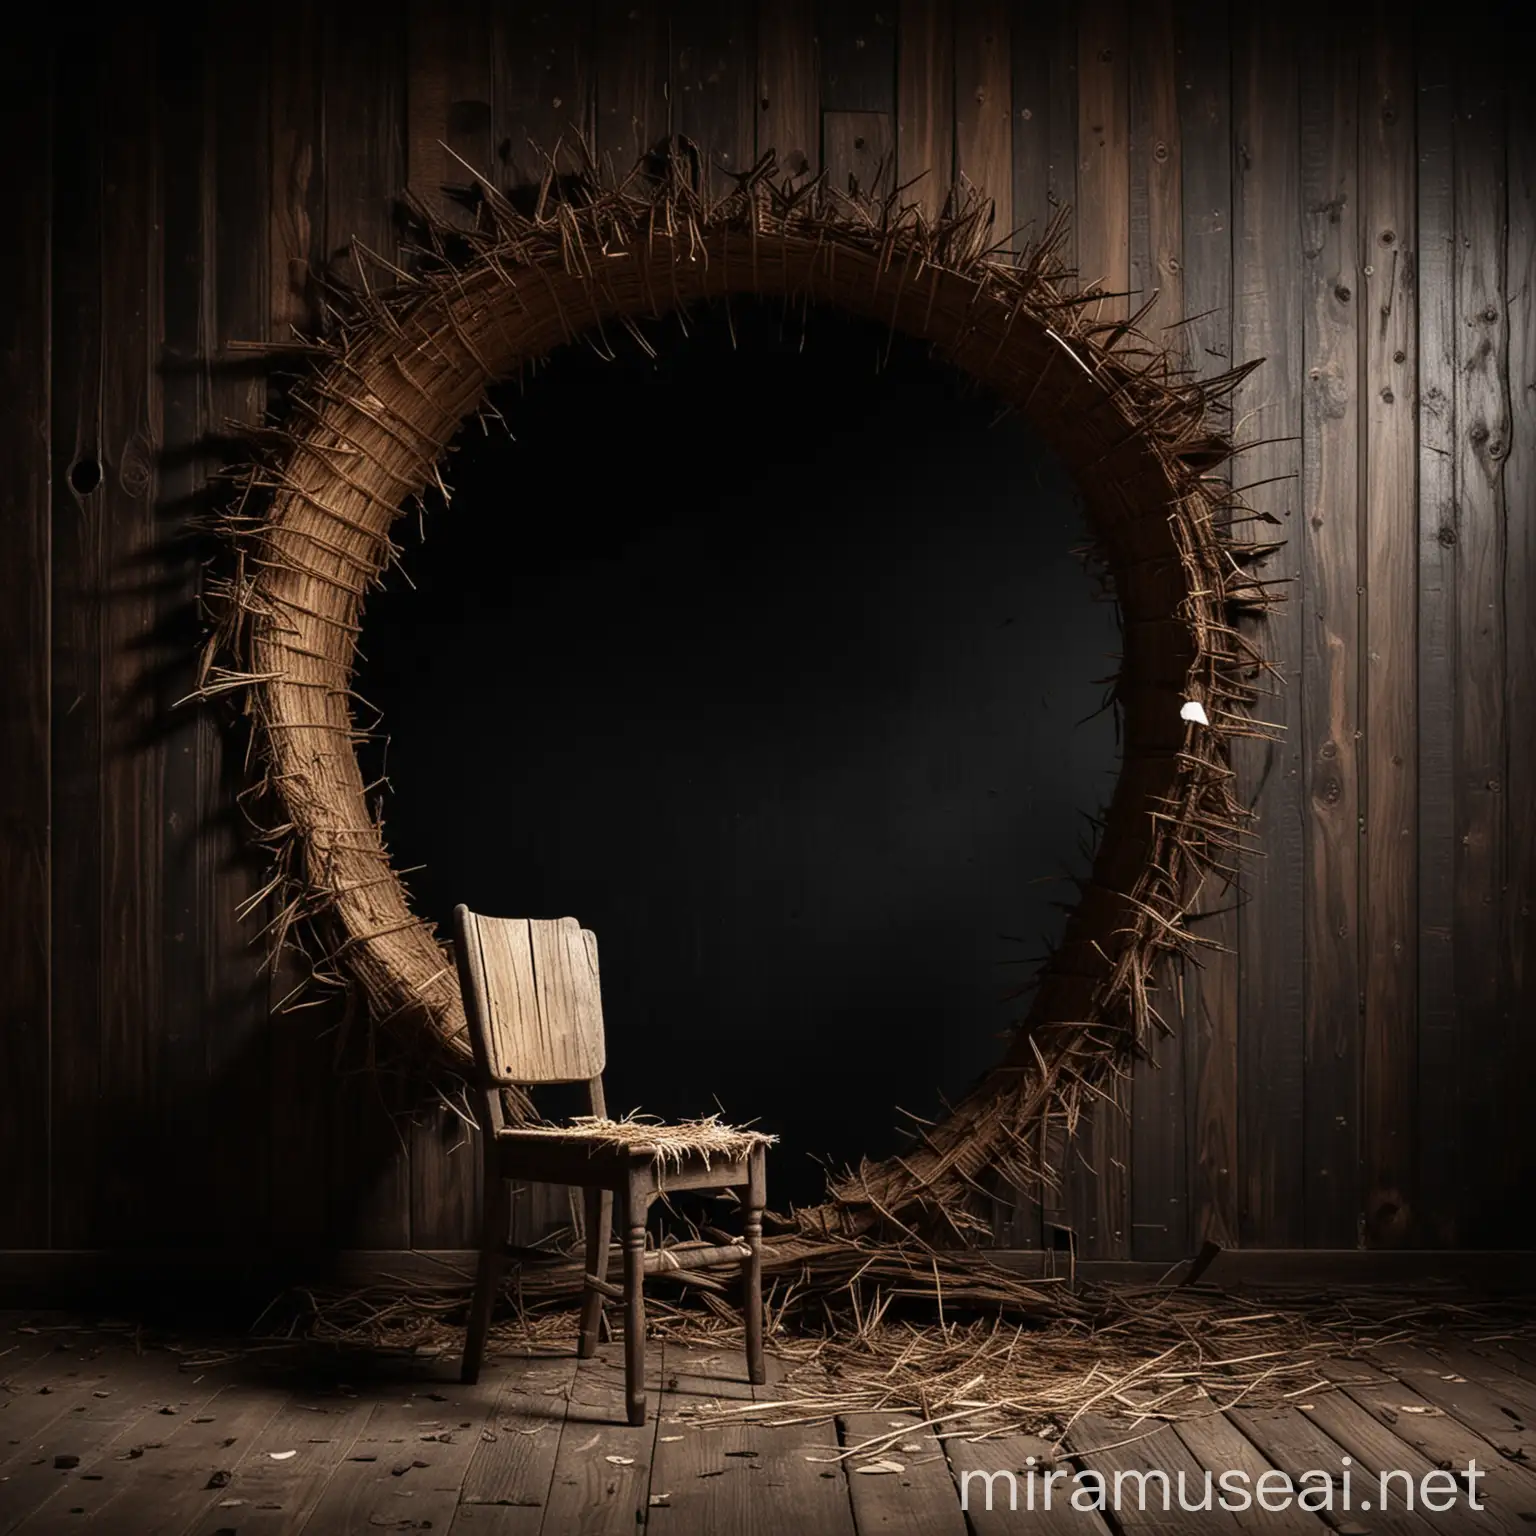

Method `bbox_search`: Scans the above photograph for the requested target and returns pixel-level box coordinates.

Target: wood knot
[1334,284,1352,303]
[1437,524,1457,547]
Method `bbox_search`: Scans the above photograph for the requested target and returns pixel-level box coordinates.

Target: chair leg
[621,1183,648,1426]
[462,1176,510,1385]
[743,1146,766,1386]
[578,1185,612,1359]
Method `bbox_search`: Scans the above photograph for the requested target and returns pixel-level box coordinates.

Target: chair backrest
[453,907,606,1085]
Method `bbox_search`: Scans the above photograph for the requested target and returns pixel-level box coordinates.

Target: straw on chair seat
[501,1115,776,1170]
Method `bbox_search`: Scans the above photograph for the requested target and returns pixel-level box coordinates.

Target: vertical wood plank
[954,1,1012,247]
[1009,0,1050,243]
[757,0,819,181]
[324,0,414,1250]
[1359,2,1419,1246]
[1232,0,1307,1248]
[405,0,491,1252]
[1177,0,1238,1254]
[822,109,895,198]
[819,0,896,113]
[1069,0,1130,1260]
[758,0,820,180]
[1075,0,1129,315]
[670,0,756,194]
[1450,18,1509,1246]
[594,0,669,173]
[267,0,334,1246]
[1127,0,1188,1264]
[896,0,952,220]
[1298,14,1362,1248]
[1412,0,1459,1248]
[491,0,594,191]
[155,8,215,1250]
[1046,4,1077,267]
[407,0,494,227]
[1506,0,1536,1227]
[1035,0,1077,1253]
[0,30,53,1248]
[203,7,279,1251]
[48,15,107,1250]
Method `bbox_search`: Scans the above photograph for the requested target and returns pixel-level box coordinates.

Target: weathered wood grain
[1412,0,1460,1250]
[757,0,820,178]
[897,0,953,221]
[539,1347,664,1534]
[1069,0,1130,1260]
[1228,1403,1434,1536]
[1171,1409,1330,1534]
[1009,0,1052,243]
[47,16,107,1252]
[1074,0,1128,314]
[157,6,218,1253]
[818,0,896,114]
[1450,17,1511,1248]
[1232,0,1307,1249]
[595,0,669,173]
[1359,1,1420,1249]
[1126,0,1187,1264]
[453,1353,577,1531]
[823,109,895,199]
[1298,13,1362,1250]
[671,0,756,194]
[323,0,414,1251]
[491,0,593,189]
[408,0,495,227]
[948,1431,1113,1531]
[841,1410,966,1534]
[1175,0,1237,1253]
[1506,0,1536,1231]
[955,1,1012,246]
[0,29,52,1250]
[266,0,336,1248]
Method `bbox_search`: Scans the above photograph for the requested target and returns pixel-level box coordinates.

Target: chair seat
[496,1115,773,1161]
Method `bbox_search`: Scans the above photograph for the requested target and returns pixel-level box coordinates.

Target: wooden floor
[5,1313,1536,1534]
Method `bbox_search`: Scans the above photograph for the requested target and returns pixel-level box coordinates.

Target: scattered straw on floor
[189,1264,1536,1447]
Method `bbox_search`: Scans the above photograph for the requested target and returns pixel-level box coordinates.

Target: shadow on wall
[357,298,1122,1208]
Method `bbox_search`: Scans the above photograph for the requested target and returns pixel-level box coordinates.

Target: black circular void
[357,299,1120,1208]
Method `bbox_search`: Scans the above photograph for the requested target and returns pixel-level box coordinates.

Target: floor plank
[12,1381,288,1536]
[451,1353,577,1534]
[946,1431,1113,1533]
[650,1345,855,1536]
[1316,1359,1536,1527]
[535,1345,664,1535]
[1170,1408,1327,1532]
[298,1362,526,1535]
[163,1382,375,1536]
[1065,1411,1253,1532]
[1299,1387,1529,1536]
[1228,1403,1433,1535]
[840,1410,966,1535]
[0,1347,207,1535]
[1363,1341,1536,1463]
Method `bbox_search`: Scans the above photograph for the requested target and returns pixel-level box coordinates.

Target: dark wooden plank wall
[1,0,1533,1259]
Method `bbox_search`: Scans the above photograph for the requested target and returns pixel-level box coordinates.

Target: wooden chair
[452,906,768,1424]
